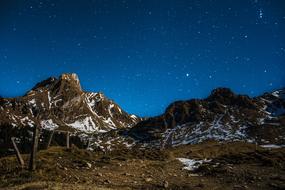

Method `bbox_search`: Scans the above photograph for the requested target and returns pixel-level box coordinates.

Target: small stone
[86,162,92,168]
[97,172,103,177]
[145,178,152,182]
[104,179,111,184]
[163,180,169,188]
[188,173,200,177]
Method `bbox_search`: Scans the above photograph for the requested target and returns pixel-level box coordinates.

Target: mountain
[0,74,284,154]
[127,88,285,148]
[0,83,285,189]
[0,73,140,133]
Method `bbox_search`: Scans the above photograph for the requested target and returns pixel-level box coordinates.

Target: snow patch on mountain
[67,117,107,133]
[20,117,34,127]
[177,158,212,171]
[41,119,58,130]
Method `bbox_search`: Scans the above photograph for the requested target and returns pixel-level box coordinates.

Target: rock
[188,173,200,177]
[163,180,169,188]
[96,172,103,177]
[123,172,131,176]
[104,179,111,184]
[86,162,92,168]
[145,178,152,182]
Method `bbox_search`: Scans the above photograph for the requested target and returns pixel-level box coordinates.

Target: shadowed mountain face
[127,88,285,148]
[0,73,140,133]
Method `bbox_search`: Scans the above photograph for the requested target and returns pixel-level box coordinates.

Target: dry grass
[0,143,284,190]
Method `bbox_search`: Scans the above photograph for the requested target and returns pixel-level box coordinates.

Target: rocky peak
[50,73,83,98]
[59,73,81,90]
[207,88,257,109]
[60,73,80,84]
[207,88,236,103]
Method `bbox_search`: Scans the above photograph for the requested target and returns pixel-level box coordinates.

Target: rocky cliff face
[128,88,285,148]
[0,73,140,134]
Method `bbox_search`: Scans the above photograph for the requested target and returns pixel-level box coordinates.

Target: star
[258,9,263,19]
[186,73,190,77]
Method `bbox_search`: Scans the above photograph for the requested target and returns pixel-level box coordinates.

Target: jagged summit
[30,73,82,94]
[208,88,236,101]
[59,73,82,90]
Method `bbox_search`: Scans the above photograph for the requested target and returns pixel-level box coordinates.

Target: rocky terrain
[0,142,284,190]
[0,73,284,189]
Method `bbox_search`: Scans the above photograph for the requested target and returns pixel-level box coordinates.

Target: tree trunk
[11,137,24,168]
[45,130,54,149]
[66,132,70,149]
[29,126,39,171]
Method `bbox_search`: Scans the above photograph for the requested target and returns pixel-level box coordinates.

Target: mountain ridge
[0,73,284,153]
[127,87,285,147]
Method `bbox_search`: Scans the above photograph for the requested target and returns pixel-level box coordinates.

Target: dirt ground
[0,141,284,190]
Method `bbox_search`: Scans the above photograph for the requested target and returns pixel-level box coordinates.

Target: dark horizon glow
[0,0,285,117]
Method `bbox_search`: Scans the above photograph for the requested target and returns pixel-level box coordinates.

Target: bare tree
[29,125,40,171]
[11,137,24,168]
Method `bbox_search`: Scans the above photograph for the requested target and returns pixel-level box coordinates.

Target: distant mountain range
[0,73,284,154]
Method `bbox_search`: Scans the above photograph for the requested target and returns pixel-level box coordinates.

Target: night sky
[0,0,285,116]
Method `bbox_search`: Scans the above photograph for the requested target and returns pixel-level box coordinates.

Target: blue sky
[0,0,284,116]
